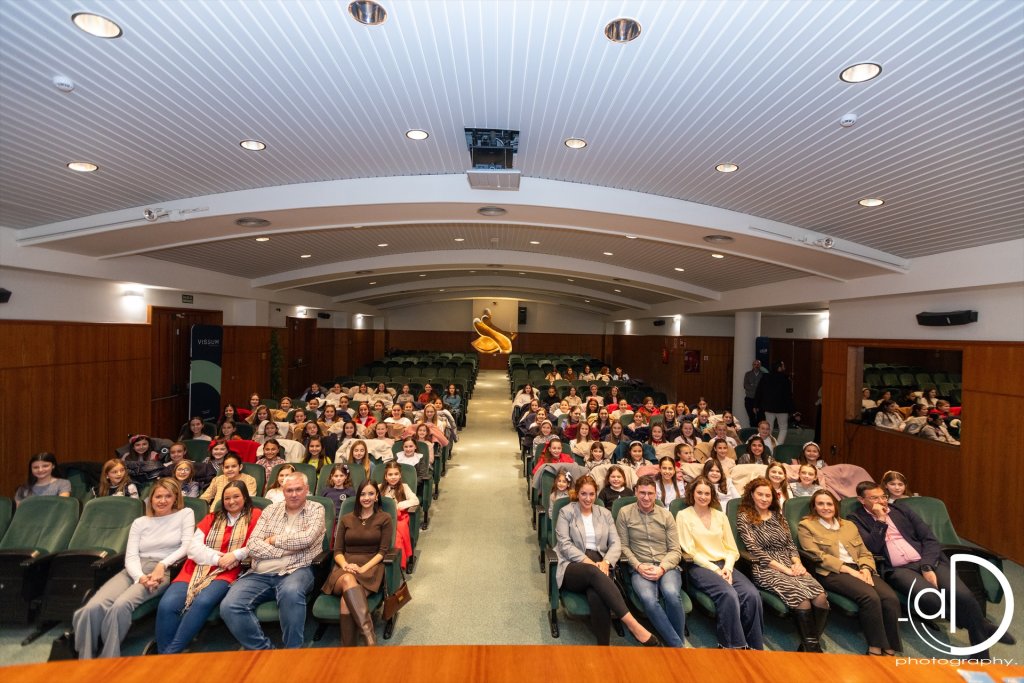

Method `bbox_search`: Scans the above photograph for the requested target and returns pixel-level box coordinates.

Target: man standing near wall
[742,360,765,427]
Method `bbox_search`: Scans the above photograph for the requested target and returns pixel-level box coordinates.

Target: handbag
[382,580,411,621]
[48,631,78,661]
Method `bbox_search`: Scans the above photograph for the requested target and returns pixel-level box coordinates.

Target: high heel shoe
[641,633,661,647]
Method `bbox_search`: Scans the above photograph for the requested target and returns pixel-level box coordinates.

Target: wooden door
[150,307,222,439]
[286,317,317,397]
[768,339,823,427]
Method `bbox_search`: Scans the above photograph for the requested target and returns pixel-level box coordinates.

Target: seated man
[615,475,685,647]
[919,410,959,445]
[221,472,326,649]
[848,481,1012,659]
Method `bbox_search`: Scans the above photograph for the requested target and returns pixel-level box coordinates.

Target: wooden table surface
[6,645,1022,682]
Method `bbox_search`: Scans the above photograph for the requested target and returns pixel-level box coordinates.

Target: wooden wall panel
[387,330,477,353]
[821,338,1024,563]
[221,326,272,405]
[769,339,823,427]
[0,321,150,497]
[611,335,734,411]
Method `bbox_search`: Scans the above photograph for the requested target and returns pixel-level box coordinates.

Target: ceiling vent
[465,127,520,190]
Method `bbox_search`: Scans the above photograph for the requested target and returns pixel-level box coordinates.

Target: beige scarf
[184,511,251,610]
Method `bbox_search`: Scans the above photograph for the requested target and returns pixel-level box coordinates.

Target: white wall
[516,301,605,334]
[829,283,1024,341]
[761,314,830,339]
[387,300,474,331]
[613,315,734,337]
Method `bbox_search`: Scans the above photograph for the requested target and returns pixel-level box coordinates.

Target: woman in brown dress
[322,479,392,646]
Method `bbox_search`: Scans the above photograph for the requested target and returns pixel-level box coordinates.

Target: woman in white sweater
[73,478,194,658]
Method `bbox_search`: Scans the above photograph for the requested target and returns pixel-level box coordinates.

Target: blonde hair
[147,478,184,516]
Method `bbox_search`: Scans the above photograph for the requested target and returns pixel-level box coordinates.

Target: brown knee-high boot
[343,586,377,646]
[339,610,357,646]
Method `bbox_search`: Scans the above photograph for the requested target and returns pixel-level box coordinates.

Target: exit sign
[181,294,194,304]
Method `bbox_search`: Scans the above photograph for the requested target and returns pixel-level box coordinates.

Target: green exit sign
[181,294,194,304]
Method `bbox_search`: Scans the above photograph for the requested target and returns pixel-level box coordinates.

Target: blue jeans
[688,562,765,649]
[155,580,231,654]
[220,568,313,650]
[629,567,686,647]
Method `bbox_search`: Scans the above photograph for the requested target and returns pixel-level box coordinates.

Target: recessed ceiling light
[605,17,641,43]
[603,251,614,256]
[626,235,638,239]
[858,197,885,207]
[377,243,389,247]
[239,139,266,151]
[614,289,622,293]
[419,273,427,277]
[255,237,271,242]
[71,12,122,38]
[453,237,465,242]
[584,299,591,303]
[529,240,540,245]
[66,161,98,173]
[469,270,477,273]
[368,281,377,285]
[567,278,575,282]
[674,267,685,272]
[348,0,387,26]
[518,272,525,275]
[405,129,429,140]
[564,138,587,149]
[715,163,739,173]
[839,62,882,83]
[235,217,271,228]
[438,289,445,292]
[300,254,312,259]
[477,206,507,216]
[703,234,734,244]
[711,253,725,259]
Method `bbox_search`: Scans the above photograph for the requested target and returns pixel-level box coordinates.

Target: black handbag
[48,631,78,661]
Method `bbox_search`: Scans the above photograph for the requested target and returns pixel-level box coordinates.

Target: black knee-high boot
[813,604,830,643]
[793,608,822,653]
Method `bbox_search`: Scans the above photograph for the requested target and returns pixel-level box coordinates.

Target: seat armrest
[941,543,1005,563]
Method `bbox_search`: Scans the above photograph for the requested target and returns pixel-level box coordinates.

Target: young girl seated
[380,461,419,570]
[256,439,287,481]
[531,439,573,475]
[765,462,792,505]
[584,441,608,470]
[321,464,355,516]
[881,470,915,503]
[597,465,632,507]
[703,459,738,507]
[93,458,140,499]
[15,452,72,505]
[264,464,296,504]
[548,470,571,517]
[799,442,826,469]
[171,460,200,498]
[656,456,683,506]
[303,436,330,472]
[790,463,823,498]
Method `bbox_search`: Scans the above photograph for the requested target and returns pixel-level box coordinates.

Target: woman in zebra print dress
[736,477,829,652]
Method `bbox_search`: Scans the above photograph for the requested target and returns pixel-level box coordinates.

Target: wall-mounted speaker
[517,306,527,325]
[916,310,978,326]
[317,312,331,320]
[0,288,9,304]
[652,319,666,327]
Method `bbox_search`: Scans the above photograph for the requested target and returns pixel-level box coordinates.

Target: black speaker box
[317,312,331,320]
[0,288,10,304]
[915,310,978,326]
[517,306,527,325]
[653,319,666,327]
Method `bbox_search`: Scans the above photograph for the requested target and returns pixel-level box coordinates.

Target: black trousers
[819,568,902,652]
[744,397,758,428]
[562,550,629,645]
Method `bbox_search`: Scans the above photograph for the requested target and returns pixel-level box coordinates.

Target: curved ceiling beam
[17,175,907,277]
[366,290,617,315]
[252,250,719,302]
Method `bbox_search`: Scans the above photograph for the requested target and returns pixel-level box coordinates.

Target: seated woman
[611,366,629,381]
[180,416,213,442]
[703,458,739,507]
[737,436,772,466]
[736,478,829,652]
[597,465,632,507]
[899,403,928,436]
[656,457,683,507]
[917,387,940,409]
[442,384,463,423]
[578,365,596,381]
[765,462,792,506]
[199,453,258,504]
[92,458,140,499]
[321,479,391,647]
[532,439,573,475]
[797,490,901,655]
[15,452,72,505]
[790,463,823,498]
[880,470,915,503]
[255,438,287,481]
[799,441,826,469]
[321,463,355,517]
[563,367,577,382]
[264,464,296,504]
[380,461,419,571]
[676,475,764,650]
[155,481,262,654]
[73,478,193,658]
[554,475,659,646]
[861,388,877,411]
[874,400,904,430]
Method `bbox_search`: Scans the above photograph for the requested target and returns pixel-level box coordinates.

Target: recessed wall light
[71,12,122,38]
[711,253,725,259]
[477,206,507,216]
[377,243,389,247]
[858,198,885,207]
[235,217,271,228]
[674,267,685,272]
[239,139,266,151]
[66,161,98,173]
[839,62,882,83]
[605,17,641,43]
[529,240,540,245]
[603,251,614,256]
[348,0,387,25]
[418,273,426,277]
[405,129,429,140]
[300,254,312,259]
[715,163,739,173]
[453,238,465,242]
[255,237,271,242]
[564,138,587,149]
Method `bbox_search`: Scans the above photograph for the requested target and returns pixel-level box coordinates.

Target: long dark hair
[25,452,59,487]
[685,474,721,511]
[354,479,381,516]
[745,436,772,466]
[215,480,254,524]
[381,461,407,503]
[657,456,682,501]
[702,458,729,496]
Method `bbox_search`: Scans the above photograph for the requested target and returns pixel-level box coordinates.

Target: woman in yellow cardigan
[796,490,901,655]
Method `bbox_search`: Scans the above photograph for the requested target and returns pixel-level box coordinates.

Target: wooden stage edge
[6,645,1022,682]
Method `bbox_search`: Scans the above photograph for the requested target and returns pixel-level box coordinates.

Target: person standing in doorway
[743,360,766,427]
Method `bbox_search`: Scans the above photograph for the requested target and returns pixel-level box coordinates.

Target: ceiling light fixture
[518,272,525,275]
[300,254,312,259]
[674,267,685,272]
[839,62,882,83]
[368,281,377,285]
[377,243,389,247]
[477,206,507,216]
[71,12,122,38]
[529,240,540,245]
[453,237,465,242]
[405,129,429,140]
[626,235,638,239]
[418,273,426,277]
[584,299,591,303]
[703,235,734,244]
[564,138,587,149]
[239,139,266,151]
[613,289,622,293]
[603,251,614,256]
[255,237,270,242]
[858,197,885,207]
[235,217,271,228]
[567,278,574,282]
[715,163,739,173]
[348,0,387,25]
[605,17,641,43]
[66,161,98,173]
[711,253,725,259]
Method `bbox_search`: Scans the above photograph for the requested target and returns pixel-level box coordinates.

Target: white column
[732,312,761,423]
